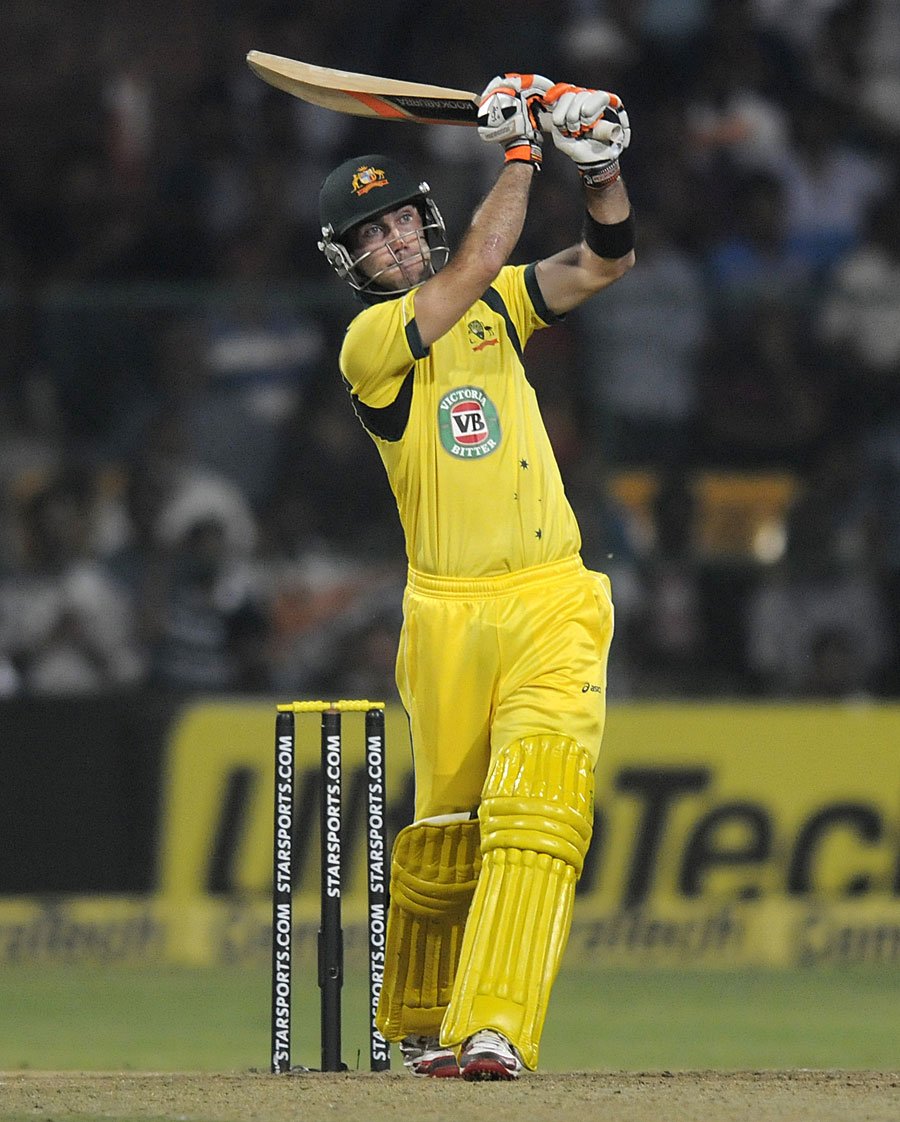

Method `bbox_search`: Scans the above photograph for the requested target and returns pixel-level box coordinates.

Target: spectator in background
[263,379,408,696]
[695,298,836,470]
[266,379,404,563]
[103,453,170,665]
[138,410,259,562]
[270,571,405,700]
[101,420,277,697]
[686,7,791,182]
[745,442,893,698]
[817,181,900,430]
[156,229,327,513]
[148,514,270,693]
[702,171,811,324]
[0,472,143,695]
[0,372,66,518]
[777,89,888,287]
[101,49,155,200]
[338,605,405,701]
[630,469,710,696]
[576,208,706,466]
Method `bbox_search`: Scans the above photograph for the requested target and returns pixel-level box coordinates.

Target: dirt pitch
[1,1070,898,1122]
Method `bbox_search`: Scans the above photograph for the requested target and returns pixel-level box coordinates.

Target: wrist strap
[578,158,621,189]
[504,142,542,168]
[582,207,635,259]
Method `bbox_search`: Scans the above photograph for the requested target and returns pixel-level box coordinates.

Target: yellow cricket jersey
[339,263,582,578]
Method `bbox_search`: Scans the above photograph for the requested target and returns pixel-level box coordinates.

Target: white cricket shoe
[459,1029,524,1081]
[399,1034,460,1077]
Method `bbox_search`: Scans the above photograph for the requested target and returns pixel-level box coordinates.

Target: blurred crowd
[1,0,899,701]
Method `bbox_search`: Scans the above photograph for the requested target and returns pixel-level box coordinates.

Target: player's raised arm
[534,83,636,315]
[412,72,551,346]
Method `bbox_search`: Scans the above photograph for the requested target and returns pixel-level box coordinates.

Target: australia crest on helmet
[351,164,389,197]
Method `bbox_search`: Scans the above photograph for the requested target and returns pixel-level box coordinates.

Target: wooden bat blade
[246,52,480,125]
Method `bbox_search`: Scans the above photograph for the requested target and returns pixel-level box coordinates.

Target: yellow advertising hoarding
[2,702,898,967]
[592,704,900,906]
[158,701,900,906]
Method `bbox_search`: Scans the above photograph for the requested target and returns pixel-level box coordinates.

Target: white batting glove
[477,72,554,168]
[544,83,631,188]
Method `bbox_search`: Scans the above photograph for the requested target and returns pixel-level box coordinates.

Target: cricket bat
[246,52,481,126]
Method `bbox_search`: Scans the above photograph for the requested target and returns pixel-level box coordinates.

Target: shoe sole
[460,1058,518,1081]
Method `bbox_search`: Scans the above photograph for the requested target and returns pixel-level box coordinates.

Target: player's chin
[403,263,430,286]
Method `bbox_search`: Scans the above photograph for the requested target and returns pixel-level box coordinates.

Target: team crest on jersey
[438,386,501,458]
[351,165,388,197]
[466,319,498,351]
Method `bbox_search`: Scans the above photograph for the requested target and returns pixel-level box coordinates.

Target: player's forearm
[584,175,631,226]
[413,163,534,346]
[535,175,634,313]
[579,175,635,279]
[461,162,534,278]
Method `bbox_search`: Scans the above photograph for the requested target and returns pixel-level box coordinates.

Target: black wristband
[582,208,635,260]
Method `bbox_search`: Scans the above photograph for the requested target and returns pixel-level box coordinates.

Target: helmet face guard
[318,155,450,299]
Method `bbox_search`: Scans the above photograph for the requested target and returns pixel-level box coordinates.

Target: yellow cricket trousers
[395,554,614,820]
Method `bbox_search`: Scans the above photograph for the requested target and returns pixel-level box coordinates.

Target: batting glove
[477,72,554,168]
[544,83,631,188]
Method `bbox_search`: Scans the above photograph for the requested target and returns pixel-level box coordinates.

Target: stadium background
[1,0,899,1072]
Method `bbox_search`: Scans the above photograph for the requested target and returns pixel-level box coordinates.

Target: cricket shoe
[399,1034,461,1077]
[459,1029,524,1081]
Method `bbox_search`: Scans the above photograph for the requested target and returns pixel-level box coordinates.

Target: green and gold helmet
[318,153,449,300]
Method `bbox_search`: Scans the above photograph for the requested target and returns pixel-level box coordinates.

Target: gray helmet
[318,153,449,299]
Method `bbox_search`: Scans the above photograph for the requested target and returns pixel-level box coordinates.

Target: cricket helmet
[318,153,449,300]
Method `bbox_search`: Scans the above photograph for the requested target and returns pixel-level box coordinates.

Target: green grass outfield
[2,963,898,1072]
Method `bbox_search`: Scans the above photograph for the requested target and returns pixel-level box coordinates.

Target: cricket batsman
[316,72,634,1078]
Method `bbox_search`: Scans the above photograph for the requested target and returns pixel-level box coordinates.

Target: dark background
[1,1,899,710]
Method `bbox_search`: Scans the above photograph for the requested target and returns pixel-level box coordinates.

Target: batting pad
[440,735,594,1069]
[376,817,481,1040]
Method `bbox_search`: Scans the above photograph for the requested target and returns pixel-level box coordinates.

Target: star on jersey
[520,459,529,469]
[535,529,542,539]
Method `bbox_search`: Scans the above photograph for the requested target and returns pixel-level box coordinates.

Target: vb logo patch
[467,319,498,352]
[438,386,501,458]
